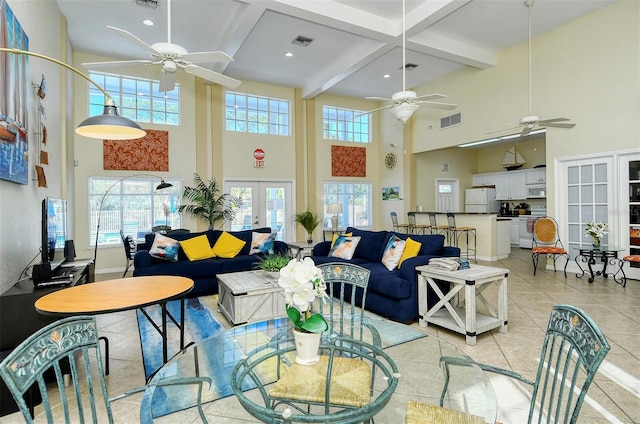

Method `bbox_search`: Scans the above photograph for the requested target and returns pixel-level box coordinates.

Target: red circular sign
[254,149,265,160]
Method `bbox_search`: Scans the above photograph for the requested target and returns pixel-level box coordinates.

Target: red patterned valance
[103,129,169,171]
[331,145,366,177]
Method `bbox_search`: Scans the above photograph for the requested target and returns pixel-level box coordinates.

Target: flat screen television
[41,197,68,271]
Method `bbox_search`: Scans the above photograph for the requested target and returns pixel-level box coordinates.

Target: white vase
[293,328,321,365]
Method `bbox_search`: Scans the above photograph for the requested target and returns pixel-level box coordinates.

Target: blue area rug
[137,296,427,417]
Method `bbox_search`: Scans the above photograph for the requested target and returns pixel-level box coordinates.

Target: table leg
[498,276,508,334]
[465,281,477,346]
[417,273,427,327]
[586,252,596,283]
[179,296,186,350]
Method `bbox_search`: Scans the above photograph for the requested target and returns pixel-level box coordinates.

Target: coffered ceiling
[56,0,616,100]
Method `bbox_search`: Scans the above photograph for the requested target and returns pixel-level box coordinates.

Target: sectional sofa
[310,227,460,323]
[133,227,288,297]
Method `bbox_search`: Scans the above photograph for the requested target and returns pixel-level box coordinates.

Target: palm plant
[178,173,242,229]
[294,210,321,242]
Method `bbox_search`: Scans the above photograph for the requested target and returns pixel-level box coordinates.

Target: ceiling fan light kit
[392,103,419,123]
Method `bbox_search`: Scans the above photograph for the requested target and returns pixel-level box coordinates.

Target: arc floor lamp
[93,175,173,263]
[0,47,146,140]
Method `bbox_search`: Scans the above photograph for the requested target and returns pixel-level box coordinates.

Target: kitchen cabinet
[472,173,496,187]
[497,220,511,259]
[509,218,519,245]
[495,172,526,200]
[526,169,546,184]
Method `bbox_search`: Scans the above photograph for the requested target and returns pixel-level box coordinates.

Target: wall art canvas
[331,145,366,177]
[0,0,29,184]
[103,129,169,171]
[382,186,400,200]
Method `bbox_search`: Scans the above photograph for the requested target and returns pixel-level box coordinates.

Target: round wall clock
[385,152,397,169]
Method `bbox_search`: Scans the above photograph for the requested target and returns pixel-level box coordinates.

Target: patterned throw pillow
[381,234,406,271]
[179,234,215,261]
[398,237,422,268]
[330,232,352,248]
[149,233,180,262]
[328,235,361,260]
[249,232,276,255]
[211,231,246,258]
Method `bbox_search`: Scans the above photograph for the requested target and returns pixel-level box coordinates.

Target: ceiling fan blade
[159,69,177,92]
[365,96,393,102]
[537,117,570,124]
[359,104,395,116]
[545,122,576,129]
[417,101,457,110]
[82,59,154,69]
[183,64,241,89]
[107,26,159,55]
[182,51,233,65]
[413,93,446,102]
[487,125,520,135]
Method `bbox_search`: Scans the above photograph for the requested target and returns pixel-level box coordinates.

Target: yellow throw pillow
[211,231,246,258]
[398,237,422,268]
[180,235,214,261]
[331,232,352,248]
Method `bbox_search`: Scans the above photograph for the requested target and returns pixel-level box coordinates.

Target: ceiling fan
[82,0,240,92]
[362,0,457,123]
[495,0,575,136]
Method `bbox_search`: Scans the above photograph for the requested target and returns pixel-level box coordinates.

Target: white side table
[286,241,319,259]
[416,264,509,345]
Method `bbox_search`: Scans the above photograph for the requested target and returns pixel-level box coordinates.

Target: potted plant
[294,210,321,243]
[178,173,242,229]
[278,257,329,365]
[256,253,291,279]
[585,221,607,248]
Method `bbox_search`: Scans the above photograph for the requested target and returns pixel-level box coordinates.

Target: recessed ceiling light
[142,19,154,26]
[284,52,294,57]
[383,74,390,79]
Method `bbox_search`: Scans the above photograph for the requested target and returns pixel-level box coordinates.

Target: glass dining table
[142,316,497,423]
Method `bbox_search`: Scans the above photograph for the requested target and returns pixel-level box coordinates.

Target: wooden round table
[35,276,194,372]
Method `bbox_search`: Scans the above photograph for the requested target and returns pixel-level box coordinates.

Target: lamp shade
[76,99,146,140]
[391,102,419,123]
[327,203,343,215]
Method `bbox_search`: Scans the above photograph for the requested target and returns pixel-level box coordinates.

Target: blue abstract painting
[0,0,29,185]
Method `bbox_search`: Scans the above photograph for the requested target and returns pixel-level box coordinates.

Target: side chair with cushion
[120,229,137,277]
[0,316,211,424]
[439,304,610,424]
[531,216,569,277]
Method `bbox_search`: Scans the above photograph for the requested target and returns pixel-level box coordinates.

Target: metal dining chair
[446,213,476,262]
[407,212,430,235]
[427,212,450,242]
[0,315,211,424]
[120,229,136,277]
[439,304,610,424]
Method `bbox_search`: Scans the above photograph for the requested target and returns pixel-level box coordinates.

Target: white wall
[0,1,64,294]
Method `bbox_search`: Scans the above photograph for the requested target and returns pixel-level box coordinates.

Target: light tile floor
[4,247,639,423]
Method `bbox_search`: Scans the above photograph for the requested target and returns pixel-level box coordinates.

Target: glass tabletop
[142,316,497,423]
[577,245,625,253]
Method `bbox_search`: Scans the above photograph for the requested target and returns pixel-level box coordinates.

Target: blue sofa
[133,227,288,297]
[310,227,460,323]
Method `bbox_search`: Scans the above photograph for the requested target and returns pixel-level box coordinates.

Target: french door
[225,180,294,241]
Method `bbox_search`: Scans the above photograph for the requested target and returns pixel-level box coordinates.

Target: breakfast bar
[411,212,510,261]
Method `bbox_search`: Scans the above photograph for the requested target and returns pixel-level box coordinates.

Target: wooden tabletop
[34,276,194,316]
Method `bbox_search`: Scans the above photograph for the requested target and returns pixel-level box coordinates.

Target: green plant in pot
[294,210,321,243]
[256,254,292,276]
[178,173,242,229]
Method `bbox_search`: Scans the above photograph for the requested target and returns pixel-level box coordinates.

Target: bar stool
[407,212,430,234]
[446,212,477,262]
[391,212,411,233]
[428,212,450,242]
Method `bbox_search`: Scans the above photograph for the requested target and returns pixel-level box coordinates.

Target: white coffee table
[286,241,318,259]
[217,271,287,325]
[416,264,508,345]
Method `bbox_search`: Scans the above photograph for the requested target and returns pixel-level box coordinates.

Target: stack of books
[428,258,470,271]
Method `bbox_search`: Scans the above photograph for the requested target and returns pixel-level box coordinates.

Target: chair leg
[563,253,569,278]
[532,252,538,275]
[99,336,110,375]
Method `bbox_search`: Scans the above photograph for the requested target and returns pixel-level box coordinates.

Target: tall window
[323,182,372,229]
[322,106,370,142]
[88,72,180,125]
[225,92,289,135]
[89,177,182,247]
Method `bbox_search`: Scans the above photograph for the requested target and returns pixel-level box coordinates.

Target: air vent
[440,112,462,129]
[135,0,159,8]
[399,63,418,71]
[292,36,314,47]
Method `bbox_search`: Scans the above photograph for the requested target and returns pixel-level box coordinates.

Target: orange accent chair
[531,217,569,277]
[621,255,640,287]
